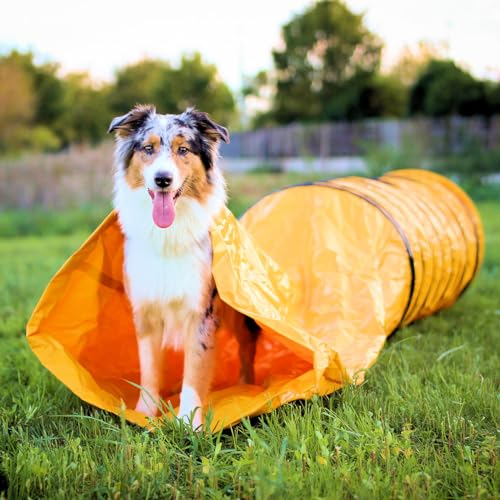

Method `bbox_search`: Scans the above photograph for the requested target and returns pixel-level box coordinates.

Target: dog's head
[109,105,229,228]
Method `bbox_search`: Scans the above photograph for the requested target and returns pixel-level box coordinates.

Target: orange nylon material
[26,169,483,430]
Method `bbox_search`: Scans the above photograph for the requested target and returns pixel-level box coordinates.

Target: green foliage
[0,187,498,498]
[7,52,70,140]
[154,53,236,125]
[31,63,67,130]
[268,0,383,123]
[109,59,170,114]
[0,55,35,153]
[59,73,111,144]
[0,54,62,152]
[387,41,445,88]
[361,135,426,177]
[0,50,236,156]
[109,53,236,125]
[247,163,284,174]
[362,133,500,192]
[410,60,489,117]
[0,51,111,151]
[30,126,62,152]
[434,140,500,183]
[459,180,500,201]
[357,75,407,118]
[11,126,62,153]
[247,6,499,125]
[485,81,500,114]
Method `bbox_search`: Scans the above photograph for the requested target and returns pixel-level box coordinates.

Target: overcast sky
[1,0,499,90]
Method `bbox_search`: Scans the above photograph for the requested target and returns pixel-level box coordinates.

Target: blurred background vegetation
[2,0,500,155]
[0,50,236,153]
[0,0,499,225]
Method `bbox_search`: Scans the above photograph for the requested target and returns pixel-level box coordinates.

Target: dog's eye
[143,145,154,155]
[177,146,189,156]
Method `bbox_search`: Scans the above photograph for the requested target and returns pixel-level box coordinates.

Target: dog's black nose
[154,172,173,188]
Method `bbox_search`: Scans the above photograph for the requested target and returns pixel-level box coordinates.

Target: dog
[108,105,259,428]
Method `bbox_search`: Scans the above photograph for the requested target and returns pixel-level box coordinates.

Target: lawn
[0,173,499,499]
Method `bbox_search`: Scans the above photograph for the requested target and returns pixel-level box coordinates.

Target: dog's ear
[181,108,230,171]
[182,108,230,145]
[108,104,156,137]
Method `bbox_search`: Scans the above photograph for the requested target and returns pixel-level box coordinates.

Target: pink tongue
[152,191,175,228]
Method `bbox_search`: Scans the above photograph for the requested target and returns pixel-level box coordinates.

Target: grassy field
[0,173,499,499]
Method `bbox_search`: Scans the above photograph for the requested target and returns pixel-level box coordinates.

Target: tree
[410,60,488,117]
[0,50,236,154]
[260,0,383,123]
[31,62,67,129]
[61,73,111,144]
[485,82,500,116]
[388,41,446,87]
[0,51,69,147]
[153,53,236,125]
[109,54,235,126]
[0,57,35,151]
[109,59,170,114]
[356,75,407,118]
[5,52,67,130]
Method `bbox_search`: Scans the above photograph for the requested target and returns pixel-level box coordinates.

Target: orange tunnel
[27,169,484,429]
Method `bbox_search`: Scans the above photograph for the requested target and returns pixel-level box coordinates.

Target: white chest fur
[114,172,224,312]
[120,196,216,351]
[124,236,211,311]
[113,168,225,348]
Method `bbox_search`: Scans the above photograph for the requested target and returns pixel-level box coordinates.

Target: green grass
[0,203,112,239]
[0,175,499,498]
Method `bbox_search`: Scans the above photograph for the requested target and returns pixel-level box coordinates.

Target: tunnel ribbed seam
[313,182,416,331]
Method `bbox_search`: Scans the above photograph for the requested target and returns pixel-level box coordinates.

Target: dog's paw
[135,392,160,417]
[178,385,203,429]
[178,407,203,430]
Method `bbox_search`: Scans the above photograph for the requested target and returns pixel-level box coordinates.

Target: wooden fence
[220,116,500,158]
[1,116,499,209]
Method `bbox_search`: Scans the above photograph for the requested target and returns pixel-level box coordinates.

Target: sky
[1,0,499,90]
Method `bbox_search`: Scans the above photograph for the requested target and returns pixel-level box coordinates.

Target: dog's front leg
[178,310,218,429]
[134,304,164,417]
